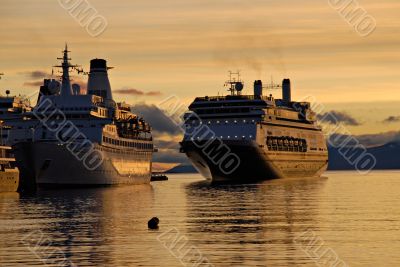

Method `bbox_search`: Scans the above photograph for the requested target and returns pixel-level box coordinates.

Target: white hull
[14,142,152,186]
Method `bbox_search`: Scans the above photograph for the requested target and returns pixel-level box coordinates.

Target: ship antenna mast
[53,44,81,97]
[264,75,281,95]
[225,70,244,96]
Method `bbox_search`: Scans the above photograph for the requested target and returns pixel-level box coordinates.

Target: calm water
[1,171,400,266]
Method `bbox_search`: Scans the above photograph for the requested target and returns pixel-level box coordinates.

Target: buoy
[148,217,159,229]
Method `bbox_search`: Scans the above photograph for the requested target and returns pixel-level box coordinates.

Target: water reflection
[2,172,399,266]
[184,177,328,266]
[0,185,155,266]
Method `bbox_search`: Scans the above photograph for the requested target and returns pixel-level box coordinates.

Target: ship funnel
[87,59,113,100]
[254,80,263,97]
[282,79,291,103]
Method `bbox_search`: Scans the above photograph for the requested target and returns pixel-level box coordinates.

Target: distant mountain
[328,141,400,170]
[165,164,198,173]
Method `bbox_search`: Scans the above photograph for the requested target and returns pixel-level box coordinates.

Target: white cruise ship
[180,73,328,182]
[7,46,154,187]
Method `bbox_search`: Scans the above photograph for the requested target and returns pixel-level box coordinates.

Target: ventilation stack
[72,84,81,95]
[282,79,291,103]
[254,80,263,97]
[87,59,113,100]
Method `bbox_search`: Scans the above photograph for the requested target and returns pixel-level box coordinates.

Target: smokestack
[282,79,291,103]
[254,80,262,97]
[87,59,113,100]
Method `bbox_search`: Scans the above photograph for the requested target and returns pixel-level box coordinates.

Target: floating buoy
[148,217,159,229]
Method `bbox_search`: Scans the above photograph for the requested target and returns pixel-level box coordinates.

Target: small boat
[0,145,19,192]
[151,173,168,182]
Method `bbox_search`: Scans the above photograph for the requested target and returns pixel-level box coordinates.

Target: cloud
[132,103,182,135]
[114,88,162,96]
[382,116,400,123]
[317,111,361,126]
[23,80,44,87]
[20,70,50,79]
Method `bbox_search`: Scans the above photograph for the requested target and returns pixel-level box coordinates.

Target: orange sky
[1,0,400,135]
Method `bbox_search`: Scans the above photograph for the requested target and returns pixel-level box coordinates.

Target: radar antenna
[264,75,281,96]
[52,44,82,96]
[224,70,244,96]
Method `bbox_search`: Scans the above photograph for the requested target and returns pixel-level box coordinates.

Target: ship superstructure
[8,45,153,187]
[0,122,19,192]
[0,92,32,121]
[180,72,328,182]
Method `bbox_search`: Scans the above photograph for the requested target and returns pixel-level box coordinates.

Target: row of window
[190,135,253,140]
[37,106,96,112]
[190,119,256,125]
[266,136,308,152]
[102,136,153,150]
[195,108,251,114]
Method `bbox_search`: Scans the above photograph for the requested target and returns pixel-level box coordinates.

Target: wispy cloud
[115,88,162,96]
[382,116,400,123]
[318,111,361,126]
[20,70,50,79]
[23,80,44,87]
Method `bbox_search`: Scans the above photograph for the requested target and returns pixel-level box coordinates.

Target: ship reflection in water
[1,171,400,266]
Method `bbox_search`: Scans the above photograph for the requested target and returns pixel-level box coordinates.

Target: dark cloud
[154,140,180,150]
[132,103,182,135]
[132,104,184,164]
[23,80,44,87]
[115,88,162,96]
[20,70,50,79]
[317,111,361,126]
[382,116,400,123]
[152,149,189,164]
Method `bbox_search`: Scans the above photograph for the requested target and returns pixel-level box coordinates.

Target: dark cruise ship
[6,45,154,187]
[180,72,328,182]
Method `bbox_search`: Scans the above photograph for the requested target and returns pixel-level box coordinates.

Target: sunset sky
[1,0,400,138]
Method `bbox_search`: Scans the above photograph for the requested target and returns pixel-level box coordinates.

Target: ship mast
[53,44,80,97]
[225,71,244,96]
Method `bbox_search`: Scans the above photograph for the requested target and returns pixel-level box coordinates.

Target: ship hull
[181,140,328,183]
[13,141,152,187]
